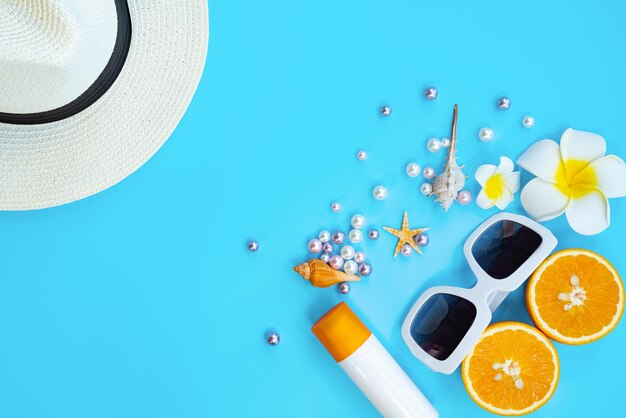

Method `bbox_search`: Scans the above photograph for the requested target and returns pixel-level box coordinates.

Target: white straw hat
[0,0,208,210]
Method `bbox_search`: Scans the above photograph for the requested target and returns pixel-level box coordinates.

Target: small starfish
[383,211,429,257]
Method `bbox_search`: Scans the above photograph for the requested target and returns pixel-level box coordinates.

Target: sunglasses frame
[401,212,557,374]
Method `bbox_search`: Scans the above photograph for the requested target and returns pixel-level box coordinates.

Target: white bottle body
[339,335,438,418]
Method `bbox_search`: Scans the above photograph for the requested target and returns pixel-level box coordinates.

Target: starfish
[383,211,429,257]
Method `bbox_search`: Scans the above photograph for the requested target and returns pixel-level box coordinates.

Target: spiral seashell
[293,259,361,288]
[431,104,468,211]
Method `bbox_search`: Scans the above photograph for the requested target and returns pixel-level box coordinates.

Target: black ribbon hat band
[0,0,132,125]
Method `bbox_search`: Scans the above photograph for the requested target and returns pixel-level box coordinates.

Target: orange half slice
[462,322,559,416]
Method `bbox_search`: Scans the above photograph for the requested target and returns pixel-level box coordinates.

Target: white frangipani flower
[517,128,626,235]
[475,156,520,210]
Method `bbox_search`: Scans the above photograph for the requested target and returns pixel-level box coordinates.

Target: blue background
[1,0,625,416]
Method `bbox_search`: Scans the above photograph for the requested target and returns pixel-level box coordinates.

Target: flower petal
[476,188,496,209]
[577,155,626,198]
[495,187,514,210]
[517,139,563,182]
[560,128,606,163]
[520,177,570,222]
[495,156,514,175]
[502,172,520,194]
[565,189,610,235]
[475,164,497,187]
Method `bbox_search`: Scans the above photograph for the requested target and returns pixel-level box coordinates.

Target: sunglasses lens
[472,220,542,280]
[410,294,477,361]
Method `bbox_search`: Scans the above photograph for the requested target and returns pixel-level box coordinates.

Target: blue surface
[1,0,626,417]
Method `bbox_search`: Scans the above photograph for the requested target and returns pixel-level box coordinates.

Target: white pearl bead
[479,127,494,142]
[457,190,472,205]
[340,245,355,260]
[356,150,367,160]
[406,162,421,177]
[348,229,363,244]
[331,201,342,212]
[522,116,535,128]
[320,253,330,263]
[427,138,442,153]
[344,260,358,275]
[380,105,392,116]
[308,239,323,254]
[423,167,436,179]
[441,138,450,148]
[425,87,438,101]
[354,251,366,264]
[351,214,366,229]
[373,185,388,200]
[420,183,433,195]
[329,255,344,269]
[319,230,331,243]
[401,244,413,256]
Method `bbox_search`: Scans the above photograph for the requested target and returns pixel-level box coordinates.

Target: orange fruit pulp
[462,322,559,416]
[526,249,624,344]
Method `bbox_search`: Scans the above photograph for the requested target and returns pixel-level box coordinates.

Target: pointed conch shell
[293,259,361,288]
[432,104,467,211]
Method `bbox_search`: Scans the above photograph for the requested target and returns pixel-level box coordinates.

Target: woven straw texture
[0,0,209,210]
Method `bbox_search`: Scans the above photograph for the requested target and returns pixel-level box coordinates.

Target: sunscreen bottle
[312,302,438,418]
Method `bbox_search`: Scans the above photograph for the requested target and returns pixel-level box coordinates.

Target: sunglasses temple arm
[487,291,510,313]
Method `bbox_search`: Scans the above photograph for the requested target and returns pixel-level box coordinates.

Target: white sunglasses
[401,212,557,374]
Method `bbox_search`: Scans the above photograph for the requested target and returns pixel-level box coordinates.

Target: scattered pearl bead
[497,97,511,110]
[380,105,392,117]
[340,245,355,260]
[319,230,331,243]
[441,138,450,148]
[331,201,342,212]
[522,116,535,128]
[423,167,436,179]
[344,260,358,275]
[356,150,367,160]
[247,240,259,252]
[354,251,366,264]
[348,229,363,244]
[420,183,433,195]
[427,138,442,153]
[338,282,351,294]
[332,231,346,245]
[415,233,429,247]
[479,127,494,142]
[358,263,373,276]
[373,185,388,200]
[322,242,334,254]
[329,255,344,269]
[368,229,380,240]
[351,214,366,229]
[425,87,438,101]
[457,190,472,205]
[320,253,330,263]
[401,244,413,256]
[266,332,280,346]
[308,239,323,254]
[406,162,421,177]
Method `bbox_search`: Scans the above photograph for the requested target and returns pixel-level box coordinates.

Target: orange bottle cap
[312,302,372,362]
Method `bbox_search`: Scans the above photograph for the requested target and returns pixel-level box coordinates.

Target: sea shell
[431,104,467,211]
[293,259,361,288]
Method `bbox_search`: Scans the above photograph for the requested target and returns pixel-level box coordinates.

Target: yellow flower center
[555,159,597,198]
[485,173,504,200]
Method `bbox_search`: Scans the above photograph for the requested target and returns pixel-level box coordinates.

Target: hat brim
[0,0,208,210]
